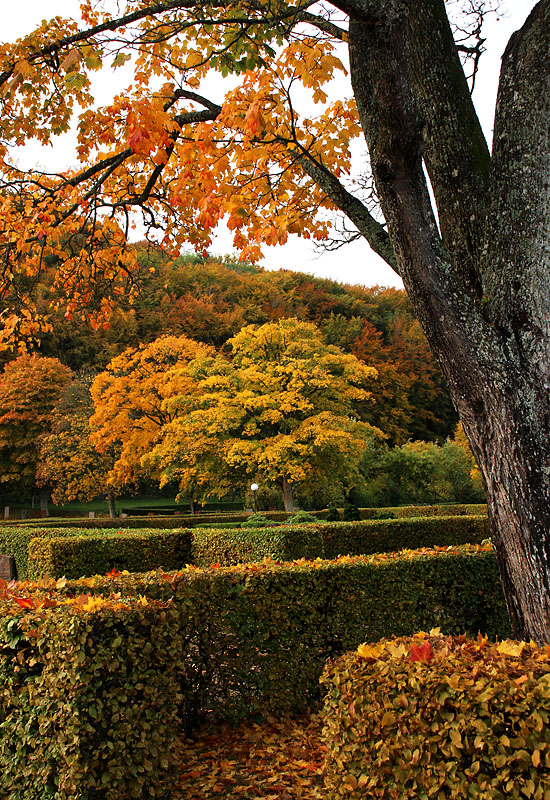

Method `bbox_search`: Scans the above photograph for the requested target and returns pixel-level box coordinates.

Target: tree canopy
[143,318,381,510]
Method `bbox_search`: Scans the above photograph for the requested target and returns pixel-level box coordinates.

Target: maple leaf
[12,596,36,609]
[410,641,434,662]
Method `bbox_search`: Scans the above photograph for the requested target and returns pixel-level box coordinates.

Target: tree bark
[39,487,49,518]
[107,492,117,519]
[345,0,550,641]
[281,475,297,512]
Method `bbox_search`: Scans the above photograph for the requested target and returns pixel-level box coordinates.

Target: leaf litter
[176,711,326,798]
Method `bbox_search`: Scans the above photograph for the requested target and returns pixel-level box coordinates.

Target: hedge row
[0,526,193,580]
[1,503,487,530]
[321,631,550,799]
[0,595,182,800]
[17,514,491,580]
[17,544,511,724]
[1,545,510,797]
[26,529,193,581]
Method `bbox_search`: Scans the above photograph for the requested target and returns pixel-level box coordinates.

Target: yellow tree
[146,318,381,510]
[90,334,213,496]
[1,3,550,639]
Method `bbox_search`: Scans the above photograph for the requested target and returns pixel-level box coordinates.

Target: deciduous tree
[36,376,119,516]
[0,1,549,639]
[0,354,72,504]
[146,318,381,510]
[90,334,213,492]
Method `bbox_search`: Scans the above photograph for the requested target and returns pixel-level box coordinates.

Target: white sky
[1,0,537,289]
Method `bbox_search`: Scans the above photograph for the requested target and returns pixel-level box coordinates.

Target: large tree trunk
[345,0,550,641]
[107,492,117,519]
[281,475,297,512]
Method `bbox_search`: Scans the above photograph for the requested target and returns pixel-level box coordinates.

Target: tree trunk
[281,475,297,512]
[107,493,117,519]
[345,0,550,641]
[39,487,49,518]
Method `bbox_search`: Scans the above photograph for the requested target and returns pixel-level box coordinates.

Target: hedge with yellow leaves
[321,631,550,800]
[191,515,490,567]
[15,544,510,726]
[0,593,182,800]
[26,527,193,580]
[17,515,490,580]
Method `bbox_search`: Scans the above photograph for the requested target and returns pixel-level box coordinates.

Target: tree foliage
[0,354,72,495]
[36,376,114,505]
[144,318,382,510]
[89,334,213,492]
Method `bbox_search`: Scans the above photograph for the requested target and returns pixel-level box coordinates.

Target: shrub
[343,503,360,521]
[20,544,509,726]
[27,528,193,580]
[326,506,341,522]
[241,512,281,528]
[321,631,550,799]
[285,510,322,525]
[0,595,182,800]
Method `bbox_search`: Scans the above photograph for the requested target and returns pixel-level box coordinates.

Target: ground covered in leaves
[176,712,326,799]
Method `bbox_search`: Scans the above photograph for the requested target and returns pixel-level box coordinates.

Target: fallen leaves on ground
[176,712,326,798]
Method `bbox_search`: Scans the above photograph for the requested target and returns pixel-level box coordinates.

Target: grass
[175,712,325,799]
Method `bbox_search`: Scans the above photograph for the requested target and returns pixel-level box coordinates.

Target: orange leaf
[410,641,434,662]
[12,596,35,609]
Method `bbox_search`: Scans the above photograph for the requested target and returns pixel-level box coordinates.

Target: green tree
[146,319,382,510]
[0,354,72,507]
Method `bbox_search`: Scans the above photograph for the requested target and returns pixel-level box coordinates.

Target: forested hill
[36,245,456,445]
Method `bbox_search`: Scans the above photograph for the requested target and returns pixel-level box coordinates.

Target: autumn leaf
[410,641,434,662]
[11,596,36,609]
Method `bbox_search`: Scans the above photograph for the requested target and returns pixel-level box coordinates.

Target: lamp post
[250,483,259,513]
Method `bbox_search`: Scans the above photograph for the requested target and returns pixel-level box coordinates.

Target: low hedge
[192,515,490,567]
[26,528,193,580]
[19,544,510,725]
[0,526,97,580]
[321,631,550,799]
[0,595,182,800]
[13,515,491,580]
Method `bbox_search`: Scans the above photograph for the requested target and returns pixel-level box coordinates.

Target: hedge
[18,544,510,725]
[321,631,550,799]
[0,503,487,530]
[0,595,182,800]
[0,526,96,580]
[192,515,490,567]
[26,528,193,580]
[8,515,492,581]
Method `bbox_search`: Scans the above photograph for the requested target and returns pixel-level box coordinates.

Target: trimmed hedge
[0,526,96,580]
[0,595,182,800]
[321,631,550,799]
[22,544,510,725]
[26,528,193,580]
[12,515,491,580]
[192,515,490,567]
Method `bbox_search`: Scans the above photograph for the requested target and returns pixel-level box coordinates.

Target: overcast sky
[2,1,537,288]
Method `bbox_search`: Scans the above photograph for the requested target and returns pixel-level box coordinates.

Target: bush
[343,503,360,521]
[321,631,550,799]
[326,506,341,522]
[19,543,509,727]
[27,528,193,580]
[285,510,322,525]
[0,595,182,800]
[241,512,281,528]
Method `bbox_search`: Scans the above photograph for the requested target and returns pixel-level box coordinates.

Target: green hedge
[1,545,510,796]
[0,526,96,580]
[321,632,550,799]
[28,544,509,724]
[10,515,491,580]
[26,528,193,580]
[0,596,182,800]
[192,515,490,567]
